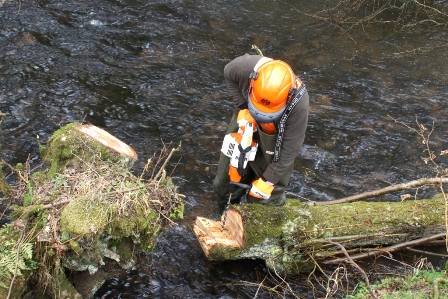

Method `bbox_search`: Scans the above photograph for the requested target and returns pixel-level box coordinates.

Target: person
[213,53,309,215]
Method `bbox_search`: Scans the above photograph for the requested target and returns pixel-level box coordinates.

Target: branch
[308,177,448,206]
[42,200,73,209]
[322,240,377,299]
[154,142,181,181]
[405,247,448,258]
[323,232,446,264]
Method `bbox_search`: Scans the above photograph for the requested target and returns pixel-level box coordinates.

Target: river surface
[1,0,448,298]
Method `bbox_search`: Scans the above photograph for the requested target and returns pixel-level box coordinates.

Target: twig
[322,240,377,299]
[105,185,146,195]
[253,273,267,298]
[158,209,177,226]
[323,232,446,264]
[1,158,27,182]
[285,191,312,201]
[218,280,283,296]
[42,199,73,209]
[154,142,181,181]
[434,278,448,299]
[277,0,356,43]
[308,177,448,206]
[268,257,302,299]
[314,233,406,243]
[405,247,448,258]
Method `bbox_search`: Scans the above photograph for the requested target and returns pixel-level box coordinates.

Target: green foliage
[53,173,68,189]
[0,226,37,289]
[169,202,184,219]
[23,190,33,206]
[0,162,13,198]
[347,270,448,299]
[9,203,46,223]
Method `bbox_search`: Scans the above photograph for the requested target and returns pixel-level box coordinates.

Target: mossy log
[193,196,446,275]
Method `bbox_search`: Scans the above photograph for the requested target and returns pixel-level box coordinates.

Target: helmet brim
[247,96,285,123]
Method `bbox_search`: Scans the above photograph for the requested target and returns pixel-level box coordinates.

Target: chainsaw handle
[230,182,251,190]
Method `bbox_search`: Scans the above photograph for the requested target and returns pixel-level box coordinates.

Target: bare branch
[154,142,181,181]
[323,232,446,264]
[308,177,448,206]
[320,240,377,299]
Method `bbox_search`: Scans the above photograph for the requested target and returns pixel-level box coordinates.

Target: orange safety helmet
[247,60,295,123]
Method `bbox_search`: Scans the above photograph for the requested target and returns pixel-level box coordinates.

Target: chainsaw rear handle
[230,182,251,190]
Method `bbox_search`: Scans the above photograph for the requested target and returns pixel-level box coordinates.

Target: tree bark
[194,195,446,275]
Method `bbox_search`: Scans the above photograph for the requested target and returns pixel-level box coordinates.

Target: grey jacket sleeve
[223,54,262,109]
[262,91,309,184]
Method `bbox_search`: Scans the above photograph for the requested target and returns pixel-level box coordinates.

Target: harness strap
[237,144,252,176]
[273,84,307,162]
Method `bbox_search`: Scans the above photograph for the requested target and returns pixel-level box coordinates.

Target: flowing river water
[1,0,448,298]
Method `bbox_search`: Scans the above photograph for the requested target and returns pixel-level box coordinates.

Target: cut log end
[193,208,244,259]
[76,124,138,159]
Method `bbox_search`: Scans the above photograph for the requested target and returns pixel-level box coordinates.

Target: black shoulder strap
[273,84,307,162]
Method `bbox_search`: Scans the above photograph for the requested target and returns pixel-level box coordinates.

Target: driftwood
[194,188,447,275]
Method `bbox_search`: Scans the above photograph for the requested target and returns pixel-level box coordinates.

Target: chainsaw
[221,182,251,230]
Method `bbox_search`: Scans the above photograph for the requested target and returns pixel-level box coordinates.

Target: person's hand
[237,109,257,132]
[249,178,274,200]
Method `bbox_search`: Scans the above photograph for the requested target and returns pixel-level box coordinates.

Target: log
[193,209,244,259]
[193,196,446,275]
[76,124,137,159]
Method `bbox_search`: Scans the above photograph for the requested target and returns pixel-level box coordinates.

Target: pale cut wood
[76,124,138,159]
[193,208,244,258]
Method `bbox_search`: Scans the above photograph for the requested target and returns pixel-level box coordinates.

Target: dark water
[1,0,448,298]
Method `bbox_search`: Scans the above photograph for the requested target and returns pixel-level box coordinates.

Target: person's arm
[262,91,310,184]
[224,54,262,109]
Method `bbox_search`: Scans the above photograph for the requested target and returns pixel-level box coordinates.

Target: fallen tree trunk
[194,195,446,275]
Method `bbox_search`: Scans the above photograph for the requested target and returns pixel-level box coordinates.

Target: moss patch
[307,196,445,242]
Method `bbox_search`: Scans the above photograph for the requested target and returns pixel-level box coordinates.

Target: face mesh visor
[247,96,285,123]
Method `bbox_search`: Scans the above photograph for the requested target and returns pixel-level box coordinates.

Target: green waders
[213,111,294,215]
